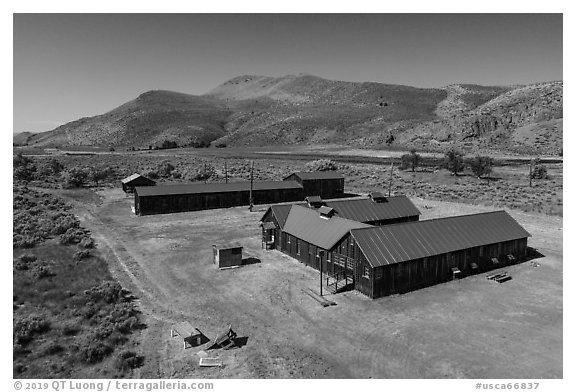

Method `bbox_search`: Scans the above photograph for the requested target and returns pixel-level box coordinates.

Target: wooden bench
[171,322,203,349]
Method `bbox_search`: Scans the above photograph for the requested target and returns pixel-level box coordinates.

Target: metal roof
[260,195,420,228]
[288,171,344,180]
[283,205,370,250]
[121,173,150,184]
[326,195,421,222]
[350,211,531,267]
[135,180,302,197]
[213,241,243,249]
[270,204,294,228]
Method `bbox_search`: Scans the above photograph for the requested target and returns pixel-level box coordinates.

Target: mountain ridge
[18,75,563,155]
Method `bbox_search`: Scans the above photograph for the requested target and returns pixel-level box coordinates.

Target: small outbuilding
[283,171,345,199]
[121,173,156,193]
[212,242,243,269]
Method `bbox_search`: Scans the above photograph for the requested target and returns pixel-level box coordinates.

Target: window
[287,235,291,245]
[296,239,300,255]
[363,266,371,279]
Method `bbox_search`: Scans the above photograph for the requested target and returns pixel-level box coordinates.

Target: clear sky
[13,13,563,134]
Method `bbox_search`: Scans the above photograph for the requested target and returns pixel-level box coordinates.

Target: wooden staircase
[325,270,354,294]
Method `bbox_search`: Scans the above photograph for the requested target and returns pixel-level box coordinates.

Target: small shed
[121,173,156,193]
[212,242,243,269]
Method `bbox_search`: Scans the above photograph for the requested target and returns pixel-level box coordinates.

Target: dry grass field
[57,187,562,379]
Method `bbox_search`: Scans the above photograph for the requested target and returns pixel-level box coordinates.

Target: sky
[13,13,563,134]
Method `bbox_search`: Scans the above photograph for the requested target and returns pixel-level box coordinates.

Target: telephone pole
[529,158,534,187]
[249,160,254,211]
[225,162,228,183]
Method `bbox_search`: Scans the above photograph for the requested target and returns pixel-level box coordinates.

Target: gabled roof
[351,211,531,267]
[283,205,370,250]
[286,171,344,180]
[261,204,294,228]
[121,173,153,184]
[135,180,302,197]
[326,195,421,222]
[260,194,420,228]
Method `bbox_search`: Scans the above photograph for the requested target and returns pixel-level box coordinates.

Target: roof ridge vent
[369,191,388,203]
[318,205,335,219]
[305,195,324,208]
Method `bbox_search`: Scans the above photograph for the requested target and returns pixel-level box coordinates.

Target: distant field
[24,147,563,216]
[57,187,562,378]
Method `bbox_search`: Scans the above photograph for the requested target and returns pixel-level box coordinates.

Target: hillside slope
[18,75,562,155]
[26,91,232,148]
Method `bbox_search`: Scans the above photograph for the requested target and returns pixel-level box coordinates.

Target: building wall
[333,233,528,298]
[370,237,528,298]
[136,187,304,215]
[283,174,344,199]
[367,215,419,226]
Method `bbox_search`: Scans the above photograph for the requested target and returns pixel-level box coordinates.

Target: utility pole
[319,251,324,296]
[529,158,533,187]
[249,160,254,212]
[204,163,207,184]
[225,162,228,183]
[388,161,394,197]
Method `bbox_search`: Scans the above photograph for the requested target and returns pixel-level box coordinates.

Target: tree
[469,155,493,179]
[530,158,548,180]
[400,150,421,172]
[444,149,464,176]
[65,168,90,188]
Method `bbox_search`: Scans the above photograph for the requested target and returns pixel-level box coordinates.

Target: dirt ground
[65,189,562,379]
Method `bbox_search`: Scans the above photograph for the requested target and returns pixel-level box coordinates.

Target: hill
[13,132,36,146]
[24,91,232,148]
[18,75,563,155]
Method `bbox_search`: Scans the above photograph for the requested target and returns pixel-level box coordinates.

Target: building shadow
[242,257,261,265]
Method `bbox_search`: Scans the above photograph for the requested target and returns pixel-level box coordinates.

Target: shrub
[190,163,216,181]
[115,351,144,372]
[59,227,88,245]
[14,314,51,344]
[14,254,37,271]
[84,281,123,304]
[79,236,95,248]
[531,162,548,179]
[48,158,65,175]
[64,168,90,188]
[73,249,91,262]
[31,263,55,279]
[43,342,64,356]
[157,161,175,178]
[143,170,159,180]
[77,338,113,364]
[305,159,338,172]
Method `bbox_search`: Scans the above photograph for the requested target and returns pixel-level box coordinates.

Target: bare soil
[61,188,562,379]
